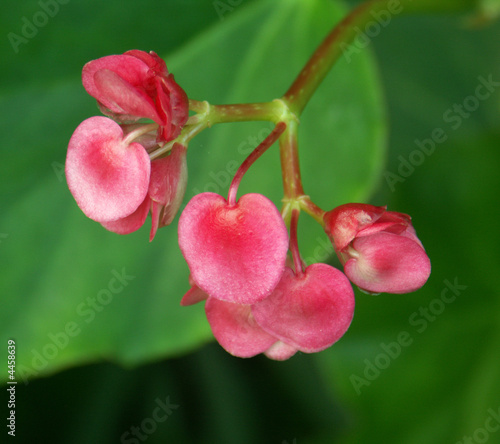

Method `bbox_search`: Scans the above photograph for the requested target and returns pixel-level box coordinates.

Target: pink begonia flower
[101,143,188,240]
[181,264,354,360]
[252,264,355,353]
[323,203,431,294]
[65,116,151,223]
[67,51,189,238]
[181,282,296,360]
[82,50,188,143]
[205,298,278,358]
[178,193,289,305]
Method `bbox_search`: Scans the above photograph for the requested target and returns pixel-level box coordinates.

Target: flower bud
[323,203,431,294]
[82,50,188,143]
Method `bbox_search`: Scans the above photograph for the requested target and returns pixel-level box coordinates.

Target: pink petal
[180,285,208,306]
[205,298,277,358]
[100,196,150,235]
[148,144,188,241]
[264,341,297,361]
[149,200,162,242]
[124,50,169,76]
[66,116,151,222]
[356,210,410,238]
[178,193,289,305]
[399,223,425,249]
[83,54,150,102]
[93,69,161,123]
[149,144,187,216]
[156,75,189,142]
[252,265,355,353]
[324,203,386,252]
[345,232,431,294]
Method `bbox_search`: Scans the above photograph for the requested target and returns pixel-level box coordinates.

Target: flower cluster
[178,196,430,359]
[66,50,431,361]
[65,50,189,240]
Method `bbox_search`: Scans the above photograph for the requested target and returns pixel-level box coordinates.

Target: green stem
[279,119,303,200]
[209,102,285,124]
[278,119,326,225]
[149,121,207,160]
[281,0,480,116]
[299,197,325,226]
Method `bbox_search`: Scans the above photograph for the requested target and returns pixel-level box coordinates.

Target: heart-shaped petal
[66,116,151,222]
[252,264,355,353]
[178,193,289,304]
[100,196,151,235]
[345,231,431,294]
[205,298,277,358]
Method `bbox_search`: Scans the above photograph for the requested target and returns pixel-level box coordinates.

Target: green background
[1,0,499,443]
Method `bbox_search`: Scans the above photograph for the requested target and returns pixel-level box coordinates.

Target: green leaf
[0,0,385,382]
[315,135,500,444]
[312,8,500,437]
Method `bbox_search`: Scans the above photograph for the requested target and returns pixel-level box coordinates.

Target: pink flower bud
[324,203,431,294]
[82,50,188,142]
[65,116,151,223]
[252,264,355,353]
[122,50,189,140]
[82,54,161,123]
[178,193,289,305]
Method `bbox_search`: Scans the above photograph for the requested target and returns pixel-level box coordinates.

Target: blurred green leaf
[313,9,500,439]
[0,0,385,383]
[316,134,500,444]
